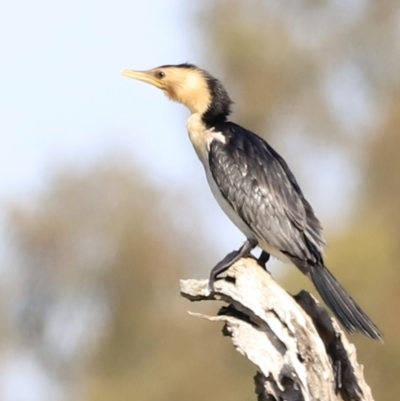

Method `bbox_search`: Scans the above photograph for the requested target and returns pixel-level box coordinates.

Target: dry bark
[180,257,375,401]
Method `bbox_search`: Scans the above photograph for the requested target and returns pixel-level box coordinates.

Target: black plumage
[210,122,324,263]
[209,122,382,340]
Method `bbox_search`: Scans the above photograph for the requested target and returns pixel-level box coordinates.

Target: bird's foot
[208,238,257,293]
[208,250,239,292]
[257,251,270,270]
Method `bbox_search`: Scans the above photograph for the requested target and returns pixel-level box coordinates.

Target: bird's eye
[156,71,165,79]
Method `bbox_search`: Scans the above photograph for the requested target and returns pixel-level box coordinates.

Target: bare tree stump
[180,257,374,401]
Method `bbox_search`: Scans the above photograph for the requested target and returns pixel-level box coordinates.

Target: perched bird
[122,63,382,340]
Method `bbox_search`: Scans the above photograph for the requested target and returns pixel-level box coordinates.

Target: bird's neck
[185,100,229,127]
[201,105,230,128]
[176,84,231,126]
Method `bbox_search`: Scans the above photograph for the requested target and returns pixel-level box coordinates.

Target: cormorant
[122,63,382,340]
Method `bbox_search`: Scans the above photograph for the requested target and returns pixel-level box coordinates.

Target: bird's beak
[122,69,166,90]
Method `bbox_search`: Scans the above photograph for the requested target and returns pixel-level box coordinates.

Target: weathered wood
[180,257,374,401]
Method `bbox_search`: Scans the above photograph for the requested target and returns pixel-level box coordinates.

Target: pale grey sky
[0,0,202,195]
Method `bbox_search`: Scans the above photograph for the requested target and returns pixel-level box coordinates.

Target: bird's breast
[187,114,252,236]
[204,168,255,240]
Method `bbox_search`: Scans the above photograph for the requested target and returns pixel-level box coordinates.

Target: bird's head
[122,63,232,122]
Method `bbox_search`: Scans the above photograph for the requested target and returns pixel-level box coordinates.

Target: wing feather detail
[208,123,325,263]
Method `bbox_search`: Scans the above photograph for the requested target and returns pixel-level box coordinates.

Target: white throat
[187,113,226,167]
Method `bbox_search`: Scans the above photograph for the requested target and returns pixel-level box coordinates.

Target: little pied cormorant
[122,63,382,340]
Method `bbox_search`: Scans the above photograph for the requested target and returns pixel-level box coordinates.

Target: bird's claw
[208,276,216,294]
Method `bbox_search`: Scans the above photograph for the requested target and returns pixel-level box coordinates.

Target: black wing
[209,122,325,263]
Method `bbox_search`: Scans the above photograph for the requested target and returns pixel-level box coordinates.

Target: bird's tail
[308,263,382,340]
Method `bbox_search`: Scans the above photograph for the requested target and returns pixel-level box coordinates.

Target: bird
[122,63,382,340]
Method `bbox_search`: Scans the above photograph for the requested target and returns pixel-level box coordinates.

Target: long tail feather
[308,264,382,340]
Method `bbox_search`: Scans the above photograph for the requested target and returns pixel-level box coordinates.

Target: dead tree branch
[180,257,374,401]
